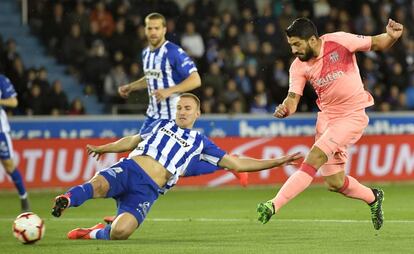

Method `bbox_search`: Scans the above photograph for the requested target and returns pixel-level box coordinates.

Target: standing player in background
[257,18,404,230]
[51,93,302,240]
[118,12,201,133]
[117,12,247,183]
[0,75,30,212]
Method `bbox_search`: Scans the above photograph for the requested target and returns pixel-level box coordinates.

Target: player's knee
[89,175,109,198]
[325,180,344,192]
[2,159,15,173]
[327,183,342,192]
[110,225,133,240]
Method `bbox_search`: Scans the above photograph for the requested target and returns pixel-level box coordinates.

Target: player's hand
[386,18,403,40]
[275,152,303,166]
[118,84,131,98]
[152,88,172,102]
[86,145,104,161]
[273,104,290,118]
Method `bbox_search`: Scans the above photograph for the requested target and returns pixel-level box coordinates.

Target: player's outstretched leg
[257,200,275,224]
[369,188,384,230]
[51,194,70,217]
[67,223,106,240]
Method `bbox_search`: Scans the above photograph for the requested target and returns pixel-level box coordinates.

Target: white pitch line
[1,218,414,223]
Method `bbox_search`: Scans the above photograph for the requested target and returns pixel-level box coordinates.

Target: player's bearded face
[176,98,200,128]
[288,37,315,62]
[145,19,166,47]
[297,42,315,61]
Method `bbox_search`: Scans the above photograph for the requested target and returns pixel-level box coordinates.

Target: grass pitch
[1,183,413,254]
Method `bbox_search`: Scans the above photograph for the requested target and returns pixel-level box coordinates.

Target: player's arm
[0,97,18,108]
[86,134,142,160]
[118,76,148,98]
[371,19,403,51]
[217,152,302,172]
[273,92,301,118]
[152,71,201,102]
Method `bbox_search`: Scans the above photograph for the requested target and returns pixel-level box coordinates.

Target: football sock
[9,169,27,198]
[65,183,93,207]
[272,163,316,212]
[92,224,111,240]
[338,175,375,204]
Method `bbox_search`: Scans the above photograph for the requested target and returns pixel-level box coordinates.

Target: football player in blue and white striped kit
[118,12,201,133]
[52,93,302,240]
[0,75,30,211]
[118,12,247,185]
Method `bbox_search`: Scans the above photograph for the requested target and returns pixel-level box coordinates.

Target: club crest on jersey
[329,51,339,63]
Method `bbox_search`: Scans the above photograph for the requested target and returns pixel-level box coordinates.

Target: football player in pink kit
[257,18,403,230]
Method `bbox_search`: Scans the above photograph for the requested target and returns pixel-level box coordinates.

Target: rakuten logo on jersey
[312,70,344,87]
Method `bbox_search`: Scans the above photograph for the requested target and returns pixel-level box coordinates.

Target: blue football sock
[9,169,27,197]
[65,183,93,207]
[95,224,111,240]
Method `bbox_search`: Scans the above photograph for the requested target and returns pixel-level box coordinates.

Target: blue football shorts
[98,158,160,225]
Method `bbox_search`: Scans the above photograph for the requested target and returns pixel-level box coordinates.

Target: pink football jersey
[289,32,374,115]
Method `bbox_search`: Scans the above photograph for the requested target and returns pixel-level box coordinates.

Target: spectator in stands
[203,63,226,95]
[82,40,111,99]
[24,84,47,115]
[66,0,90,35]
[85,20,105,49]
[35,67,50,92]
[62,23,87,72]
[180,21,205,63]
[90,1,115,37]
[68,98,86,115]
[47,80,69,115]
[43,2,66,55]
[221,79,244,109]
[107,19,130,56]
[104,64,128,109]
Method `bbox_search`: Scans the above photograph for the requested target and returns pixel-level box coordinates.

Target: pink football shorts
[314,109,369,176]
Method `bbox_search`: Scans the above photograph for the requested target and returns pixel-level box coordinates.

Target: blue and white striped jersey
[128,119,225,194]
[142,41,197,120]
[0,75,17,133]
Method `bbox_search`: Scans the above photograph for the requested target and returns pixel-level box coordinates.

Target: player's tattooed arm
[274,92,301,118]
[287,92,297,99]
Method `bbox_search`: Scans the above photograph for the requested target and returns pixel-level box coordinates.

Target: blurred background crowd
[1,0,414,115]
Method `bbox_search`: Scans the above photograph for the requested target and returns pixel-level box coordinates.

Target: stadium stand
[1,0,413,115]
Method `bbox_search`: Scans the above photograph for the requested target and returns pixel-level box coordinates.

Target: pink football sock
[338,176,375,204]
[271,163,317,213]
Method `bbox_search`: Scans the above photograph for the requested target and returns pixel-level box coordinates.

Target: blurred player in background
[118,12,201,133]
[51,93,302,240]
[257,18,403,230]
[0,75,30,212]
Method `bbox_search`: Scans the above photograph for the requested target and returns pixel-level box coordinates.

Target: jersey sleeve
[0,75,17,99]
[200,136,226,166]
[330,31,371,53]
[170,47,198,79]
[184,155,220,176]
[288,60,307,96]
[140,119,164,138]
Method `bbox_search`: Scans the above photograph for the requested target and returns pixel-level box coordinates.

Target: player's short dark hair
[285,18,318,40]
[145,12,166,27]
[180,93,200,109]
